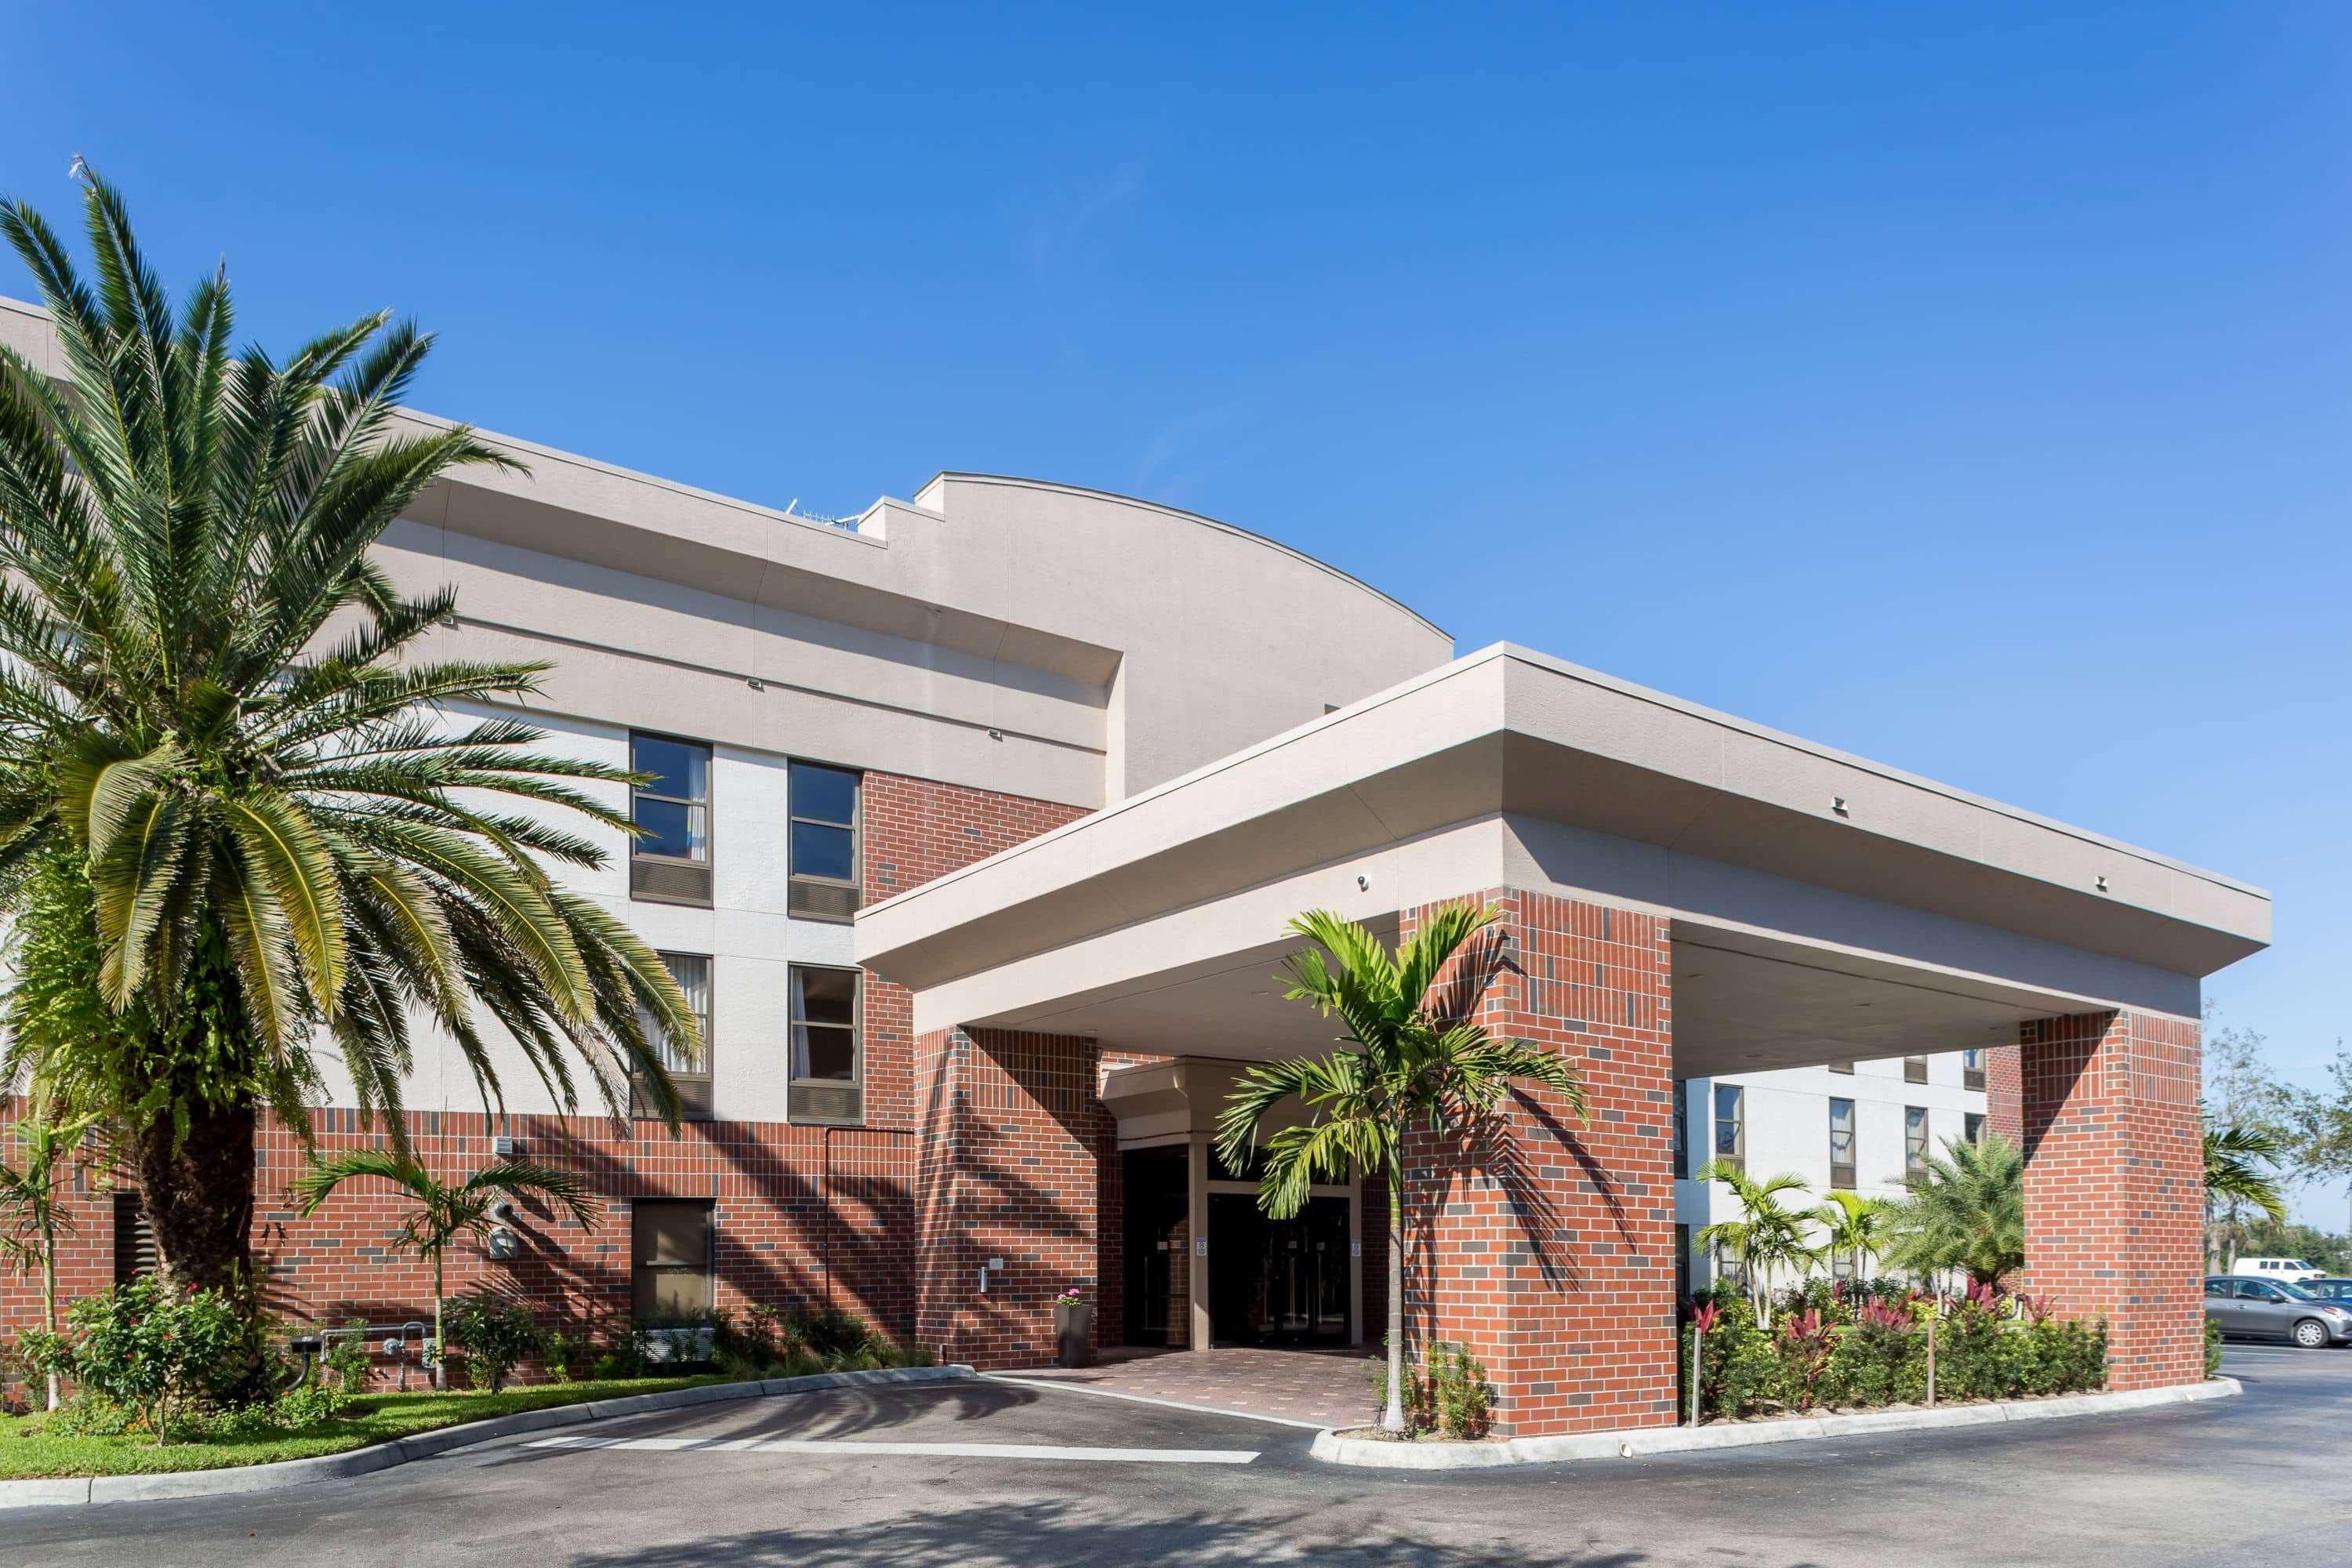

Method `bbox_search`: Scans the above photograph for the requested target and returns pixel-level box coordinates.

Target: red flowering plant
[1777,1308,1835,1411]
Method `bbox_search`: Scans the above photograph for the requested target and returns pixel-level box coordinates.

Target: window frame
[630,730,715,908]
[1672,1080,1689,1178]
[1904,1105,1930,1182]
[1712,1083,1745,1175]
[786,759,863,922]
[632,951,714,1121]
[1962,1047,1987,1092]
[1828,1097,1857,1191]
[630,1200,713,1321]
[788,962,864,1124]
[1965,1111,1986,1147]
[1904,1054,1929,1085]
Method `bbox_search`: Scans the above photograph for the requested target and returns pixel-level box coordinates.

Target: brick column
[1403,889,1679,1438]
[1983,1043,2023,1145]
[913,1026,1108,1369]
[2017,1011,2204,1390]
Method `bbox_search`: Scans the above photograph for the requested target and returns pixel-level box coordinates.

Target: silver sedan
[2206,1276,2352,1348]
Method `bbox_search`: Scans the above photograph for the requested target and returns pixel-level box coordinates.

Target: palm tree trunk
[40,1225,60,1412]
[132,1098,258,1294]
[1383,1149,1406,1433]
[432,1251,447,1392]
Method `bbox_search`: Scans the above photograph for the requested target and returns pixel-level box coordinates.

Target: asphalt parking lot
[5,1341,2344,1567]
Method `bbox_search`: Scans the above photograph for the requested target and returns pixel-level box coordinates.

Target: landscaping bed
[0,1375,730,1479]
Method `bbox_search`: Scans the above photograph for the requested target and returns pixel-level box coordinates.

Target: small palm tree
[1814,1190,1893,1281]
[0,1112,102,1409]
[1694,1162,1822,1323]
[1217,902,1587,1435]
[2204,1120,2288,1270]
[1882,1132,2024,1290]
[291,1152,599,1389]
[0,169,699,1292]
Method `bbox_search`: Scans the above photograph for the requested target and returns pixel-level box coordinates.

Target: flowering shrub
[1682,1282,2107,1422]
[21,1277,251,1444]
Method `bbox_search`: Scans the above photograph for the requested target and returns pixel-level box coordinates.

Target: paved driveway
[6,1344,2346,1566]
[993,1345,1374,1428]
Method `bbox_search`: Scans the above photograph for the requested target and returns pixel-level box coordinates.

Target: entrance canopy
[856,645,2267,1075]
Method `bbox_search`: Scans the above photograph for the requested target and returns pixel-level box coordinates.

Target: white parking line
[526,1435,1259,1465]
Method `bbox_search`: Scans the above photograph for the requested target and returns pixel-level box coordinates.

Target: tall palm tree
[1216,902,1587,1434]
[2204,1120,2288,1269]
[291,1151,599,1389]
[1882,1132,2024,1290]
[1813,1189,1893,1282]
[1693,1161,1822,1323]
[0,171,698,1292]
[0,1112,102,1409]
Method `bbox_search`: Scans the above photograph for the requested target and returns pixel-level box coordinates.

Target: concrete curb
[2,1363,976,1508]
[1309,1376,2244,1470]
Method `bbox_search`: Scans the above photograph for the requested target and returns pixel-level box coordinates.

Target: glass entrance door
[1121,1146,1189,1346]
[1208,1192,1350,1345]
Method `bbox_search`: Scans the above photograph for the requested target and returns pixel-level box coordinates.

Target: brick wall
[1399,889,1679,1438]
[1984,1041,2024,1145]
[913,1027,1107,1367]
[2017,1010,2205,1391]
[3,768,1091,1378]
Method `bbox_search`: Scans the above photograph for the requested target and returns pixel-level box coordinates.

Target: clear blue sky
[8,5,2349,1218]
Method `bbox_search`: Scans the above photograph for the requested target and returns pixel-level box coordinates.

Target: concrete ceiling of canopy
[1667,923,2058,1080]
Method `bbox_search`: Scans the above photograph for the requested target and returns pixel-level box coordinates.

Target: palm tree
[1216,902,1587,1434]
[1813,1189,1893,1282]
[2204,1120,2288,1270]
[291,1151,599,1389]
[0,1112,102,1409]
[0,170,699,1292]
[1882,1132,2024,1290]
[1693,1162,1822,1323]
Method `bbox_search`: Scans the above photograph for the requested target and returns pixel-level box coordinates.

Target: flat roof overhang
[855,645,2270,1074]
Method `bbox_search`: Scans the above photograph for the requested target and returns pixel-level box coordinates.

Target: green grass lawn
[0,1374,733,1479]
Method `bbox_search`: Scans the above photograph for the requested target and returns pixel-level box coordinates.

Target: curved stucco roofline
[915,471,1448,643]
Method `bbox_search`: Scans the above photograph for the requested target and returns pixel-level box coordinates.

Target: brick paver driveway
[993,1345,1377,1428]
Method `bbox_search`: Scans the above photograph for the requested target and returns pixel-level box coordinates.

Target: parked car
[2231,1257,2324,1282]
[2205,1276,2352,1348]
[2297,1278,2352,1303]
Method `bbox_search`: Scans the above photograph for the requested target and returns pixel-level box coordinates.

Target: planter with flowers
[1051,1287,1093,1368]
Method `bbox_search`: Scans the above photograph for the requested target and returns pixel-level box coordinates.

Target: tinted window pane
[633,736,708,800]
[795,966,857,1025]
[634,1203,708,1267]
[790,762,858,826]
[799,1026,856,1081]
[634,797,704,859]
[791,821,855,881]
[2206,1279,2230,1297]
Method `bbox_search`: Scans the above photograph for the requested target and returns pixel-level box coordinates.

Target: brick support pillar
[1983,1042,2023,1145]
[1402,889,1679,1438]
[2018,1011,2204,1391]
[914,1026,1107,1369]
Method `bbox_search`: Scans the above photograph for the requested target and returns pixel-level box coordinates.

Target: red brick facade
[2017,1010,2205,1391]
[2,769,1090,1375]
[1984,1041,2024,1145]
[1399,889,1680,1439]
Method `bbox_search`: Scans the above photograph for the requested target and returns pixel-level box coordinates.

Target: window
[1712,1084,1744,1175]
[113,1189,155,1286]
[1904,1105,1930,1182]
[2238,1280,2286,1303]
[631,1201,712,1319]
[633,953,713,1120]
[1965,1112,1986,1147]
[1827,1062,1854,1075]
[789,964,862,1123]
[1962,1047,1987,1092]
[787,761,861,920]
[1671,1081,1688,1178]
[1828,1098,1856,1190]
[631,733,712,906]
[2205,1278,2230,1298]
[1904,1054,1929,1085]
[1675,1224,1691,1304]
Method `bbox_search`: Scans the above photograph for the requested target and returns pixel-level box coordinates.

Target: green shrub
[1826,1302,1924,1407]
[2205,1316,2223,1377]
[441,1287,546,1395]
[1425,1342,1491,1439]
[323,1319,372,1395]
[42,1394,138,1436]
[35,1279,252,1444]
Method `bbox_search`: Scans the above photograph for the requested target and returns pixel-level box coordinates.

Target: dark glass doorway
[1208,1192,1350,1345]
[1120,1146,1189,1347]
